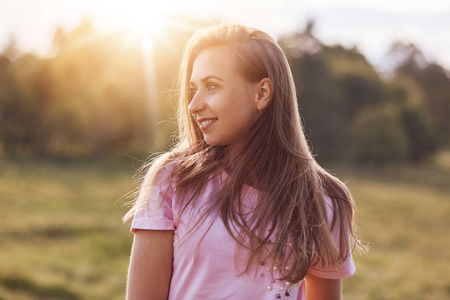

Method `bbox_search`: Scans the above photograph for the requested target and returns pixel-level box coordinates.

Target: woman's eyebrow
[190,75,224,86]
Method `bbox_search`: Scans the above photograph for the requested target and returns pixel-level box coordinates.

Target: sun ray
[109,3,194,147]
[66,1,196,148]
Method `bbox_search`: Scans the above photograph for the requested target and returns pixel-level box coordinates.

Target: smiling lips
[198,118,217,130]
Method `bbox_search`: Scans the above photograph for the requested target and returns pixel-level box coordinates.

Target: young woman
[124,23,362,300]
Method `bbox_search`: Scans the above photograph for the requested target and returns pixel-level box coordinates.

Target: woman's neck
[224,144,260,190]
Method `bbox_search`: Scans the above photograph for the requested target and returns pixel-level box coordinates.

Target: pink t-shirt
[131,166,355,300]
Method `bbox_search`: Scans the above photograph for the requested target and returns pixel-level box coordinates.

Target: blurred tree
[279,23,343,160]
[338,74,386,119]
[279,25,449,164]
[2,34,20,61]
[0,54,51,155]
[0,52,13,155]
[349,103,410,163]
[280,24,388,162]
[418,64,450,146]
[291,51,346,160]
[0,16,197,158]
[46,24,152,157]
[391,41,450,147]
[388,75,437,161]
[1,19,448,162]
[51,26,69,55]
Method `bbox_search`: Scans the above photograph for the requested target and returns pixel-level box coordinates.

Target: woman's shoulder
[321,192,343,227]
[321,192,334,211]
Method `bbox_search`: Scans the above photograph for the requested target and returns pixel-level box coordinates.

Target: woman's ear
[255,78,273,112]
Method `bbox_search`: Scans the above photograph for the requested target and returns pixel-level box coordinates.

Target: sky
[1,0,450,70]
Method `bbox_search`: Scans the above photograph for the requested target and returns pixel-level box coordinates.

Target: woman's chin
[204,139,220,146]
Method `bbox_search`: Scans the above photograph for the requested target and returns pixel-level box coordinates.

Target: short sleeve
[307,195,356,279]
[131,165,175,233]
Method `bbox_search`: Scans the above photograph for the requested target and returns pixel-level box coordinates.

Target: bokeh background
[0,1,449,299]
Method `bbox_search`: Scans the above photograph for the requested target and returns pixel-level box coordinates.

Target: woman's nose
[188,91,206,114]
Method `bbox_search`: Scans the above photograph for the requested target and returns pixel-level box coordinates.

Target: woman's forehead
[190,46,239,82]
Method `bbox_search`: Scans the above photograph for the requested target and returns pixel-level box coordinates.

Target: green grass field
[0,154,449,300]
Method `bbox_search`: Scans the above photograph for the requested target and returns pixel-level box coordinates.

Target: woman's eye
[207,83,216,91]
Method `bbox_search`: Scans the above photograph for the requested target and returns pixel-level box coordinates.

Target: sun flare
[97,0,177,50]
[126,3,168,50]
[88,0,191,145]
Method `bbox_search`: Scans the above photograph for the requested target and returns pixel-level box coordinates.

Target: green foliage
[0,55,52,156]
[279,25,449,163]
[291,52,347,160]
[0,17,193,158]
[388,76,438,161]
[349,104,410,163]
[397,61,450,147]
[283,41,392,162]
[0,19,449,163]
[325,45,380,80]
[337,75,387,119]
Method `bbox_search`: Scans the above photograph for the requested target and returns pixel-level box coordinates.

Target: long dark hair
[124,23,363,283]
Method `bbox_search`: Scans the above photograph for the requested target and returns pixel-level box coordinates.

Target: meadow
[0,153,449,300]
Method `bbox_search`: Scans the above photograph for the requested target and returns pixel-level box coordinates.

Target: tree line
[0,18,449,163]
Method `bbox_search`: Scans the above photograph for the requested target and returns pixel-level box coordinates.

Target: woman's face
[188,46,260,146]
